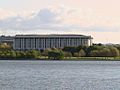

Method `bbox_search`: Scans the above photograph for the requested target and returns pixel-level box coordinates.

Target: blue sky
[0,0,120,43]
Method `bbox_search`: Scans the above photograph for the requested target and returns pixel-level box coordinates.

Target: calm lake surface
[0,60,120,90]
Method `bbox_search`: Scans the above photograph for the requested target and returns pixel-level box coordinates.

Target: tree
[89,50,99,57]
[26,50,41,59]
[10,50,16,58]
[109,47,119,57]
[89,47,119,57]
[63,52,72,57]
[48,50,64,60]
[86,44,105,56]
[100,48,111,57]
[79,49,86,57]
[42,48,52,57]
[0,43,12,50]
[62,46,77,56]
[16,51,26,59]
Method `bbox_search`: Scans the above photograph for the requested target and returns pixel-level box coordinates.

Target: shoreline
[0,58,120,61]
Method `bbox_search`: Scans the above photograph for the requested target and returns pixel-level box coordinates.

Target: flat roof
[15,34,93,39]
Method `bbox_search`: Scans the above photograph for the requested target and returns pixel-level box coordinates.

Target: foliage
[90,47,119,57]
[42,48,52,57]
[64,52,72,57]
[0,43,119,60]
[0,43,12,50]
[62,46,77,56]
[48,49,64,60]
[26,50,41,59]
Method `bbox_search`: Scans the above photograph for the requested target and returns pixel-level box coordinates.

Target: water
[0,60,120,90]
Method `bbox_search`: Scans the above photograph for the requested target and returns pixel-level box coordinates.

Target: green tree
[48,50,64,60]
[15,51,26,59]
[63,52,72,57]
[86,44,105,56]
[42,48,52,57]
[78,49,86,57]
[10,50,16,58]
[26,50,41,59]
[109,47,119,57]
[63,46,77,56]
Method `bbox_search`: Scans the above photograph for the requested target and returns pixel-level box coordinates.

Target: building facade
[13,34,93,50]
[0,35,14,46]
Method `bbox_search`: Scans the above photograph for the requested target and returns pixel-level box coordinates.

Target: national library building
[13,34,93,50]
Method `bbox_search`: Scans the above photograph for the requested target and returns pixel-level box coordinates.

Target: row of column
[14,37,91,50]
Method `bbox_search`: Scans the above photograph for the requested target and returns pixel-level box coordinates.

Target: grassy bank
[35,56,120,61]
[0,57,120,61]
[62,57,120,61]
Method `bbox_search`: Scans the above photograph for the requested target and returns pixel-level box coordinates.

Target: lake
[0,60,120,90]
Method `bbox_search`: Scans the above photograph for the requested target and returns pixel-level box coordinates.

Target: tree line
[0,43,120,60]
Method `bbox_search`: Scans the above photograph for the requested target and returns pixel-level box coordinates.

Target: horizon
[0,0,120,44]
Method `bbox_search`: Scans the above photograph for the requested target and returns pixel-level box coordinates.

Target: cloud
[0,8,119,34]
[0,8,60,30]
[0,8,85,33]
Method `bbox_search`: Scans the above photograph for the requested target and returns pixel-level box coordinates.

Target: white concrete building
[13,34,93,50]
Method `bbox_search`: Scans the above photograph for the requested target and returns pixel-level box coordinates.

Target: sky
[0,0,120,44]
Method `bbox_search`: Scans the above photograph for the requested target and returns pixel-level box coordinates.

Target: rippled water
[0,60,120,90]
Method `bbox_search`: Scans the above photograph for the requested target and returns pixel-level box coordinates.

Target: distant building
[0,35,14,46]
[13,34,93,50]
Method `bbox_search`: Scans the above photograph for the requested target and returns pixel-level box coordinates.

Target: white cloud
[0,7,119,34]
[0,8,79,31]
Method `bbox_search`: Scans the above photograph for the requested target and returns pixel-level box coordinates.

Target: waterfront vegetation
[0,43,120,60]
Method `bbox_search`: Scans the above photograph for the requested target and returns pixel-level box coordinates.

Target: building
[13,34,93,50]
[0,35,14,46]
